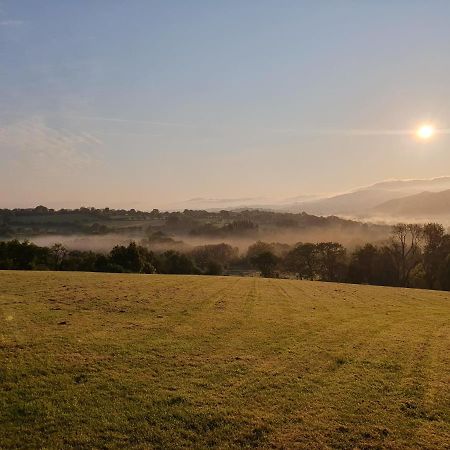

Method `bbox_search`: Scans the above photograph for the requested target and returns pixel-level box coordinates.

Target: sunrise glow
[416,124,435,140]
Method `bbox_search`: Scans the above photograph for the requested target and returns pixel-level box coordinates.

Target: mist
[30,234,136,253]
[27,222,392,256]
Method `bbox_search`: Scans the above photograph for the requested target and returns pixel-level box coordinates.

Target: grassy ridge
[0,271,449,449]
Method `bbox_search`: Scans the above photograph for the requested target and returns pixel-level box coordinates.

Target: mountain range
[372,189,450,218]
[288,176,450,219]
[168,176,450,223]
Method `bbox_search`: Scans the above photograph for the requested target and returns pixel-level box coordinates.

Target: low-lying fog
[343,214,450,227]
[28,225,392,254]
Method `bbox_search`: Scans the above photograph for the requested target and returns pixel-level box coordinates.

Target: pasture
[0,271,449,448]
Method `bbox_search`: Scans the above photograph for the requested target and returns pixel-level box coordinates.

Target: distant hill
[286,188,408,215]
[285,176,450,218]
[372,189,450,218]
[0,206,391,250]
[152,177,450,219]
[367,176,450,192]
[4,177,450,228]
[162,194,320,212]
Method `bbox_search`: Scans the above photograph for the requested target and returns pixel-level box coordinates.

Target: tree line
[249,223,450,290]
[1,222,450,291]
[0,241,237,276]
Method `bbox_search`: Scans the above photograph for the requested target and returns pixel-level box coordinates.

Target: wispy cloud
[0,19,24,26]
[0,117,102,173]
[69,115,195,128]
[264,127,450,136]
[68,114,450,138]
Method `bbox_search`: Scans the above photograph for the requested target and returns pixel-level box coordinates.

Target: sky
[1,0,450,210]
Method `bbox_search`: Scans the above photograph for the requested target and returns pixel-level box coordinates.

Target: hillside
[288,176,450,217]
[0,207,390,251]
[289,188,408,215]
[1,271,449,448]
[161,177,450,215]
[368,176,450,192]
[373,189,450,218]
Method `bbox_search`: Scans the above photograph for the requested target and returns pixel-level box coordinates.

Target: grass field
[1,271,449,449]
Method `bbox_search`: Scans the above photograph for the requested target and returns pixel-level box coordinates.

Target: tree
[373,246,398,286]
[439,253,450,291]
[437,235,450,290]
[203,260,223,275]
[348,244,379,284]
[247,241,289,260]
[390,224,423,287]
[223,220,258,234]
[315,242,346,282]
[422,223,445,289]
[190,243,238,270]
[250,251,278,278]
[409,263,427,289]
[50,243,68,270]
[0,240,48,270]
[159,250,200,274]
[247,241,273,260]
[109,242,156,273]
[284,243,317,280]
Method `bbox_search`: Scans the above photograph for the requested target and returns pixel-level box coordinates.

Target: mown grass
[0,271,449,449]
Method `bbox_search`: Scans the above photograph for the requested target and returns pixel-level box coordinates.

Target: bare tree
[390,224,423,287]
[50,243,68,270]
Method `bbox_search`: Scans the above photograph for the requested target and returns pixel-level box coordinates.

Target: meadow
[1,271,449,449]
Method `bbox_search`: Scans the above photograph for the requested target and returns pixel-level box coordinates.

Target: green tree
[109,242,156,273]
[348,244,379,284]
[284,243,317,280]
[422,223,445,289]
[316,242,346,282]
[250,251,278,278]
[159,250,200,274]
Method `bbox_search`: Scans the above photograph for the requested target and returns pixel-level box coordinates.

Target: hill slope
[289,188,408,215]
[286,176,450,216]
[163,176,450,215]
[1,271,449,448]
[372,189,450,218]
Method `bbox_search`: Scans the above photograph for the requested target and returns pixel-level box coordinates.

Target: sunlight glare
[416,124,435,140]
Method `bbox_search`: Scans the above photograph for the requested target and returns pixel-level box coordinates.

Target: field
[0,271,449,449]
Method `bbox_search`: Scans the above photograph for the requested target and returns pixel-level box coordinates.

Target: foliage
[250,251,279,277]
[0,205,388,241]
[190,243,238,274]
[1,222,450,290]
[284,243,318,280]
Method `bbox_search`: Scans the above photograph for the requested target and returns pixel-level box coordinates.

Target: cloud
[68,114,450,138]
[69,114,194,128]
[0,117,102,173]
[0,19,24,26]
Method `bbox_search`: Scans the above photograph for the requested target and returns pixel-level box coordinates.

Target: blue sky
[1,1,450,209]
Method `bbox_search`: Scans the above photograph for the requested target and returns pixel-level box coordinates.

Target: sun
[416,124,435,140]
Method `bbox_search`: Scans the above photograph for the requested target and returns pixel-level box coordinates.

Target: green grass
[1,271,449,449]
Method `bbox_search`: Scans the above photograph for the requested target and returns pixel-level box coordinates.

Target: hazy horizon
[2,1,450,210]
